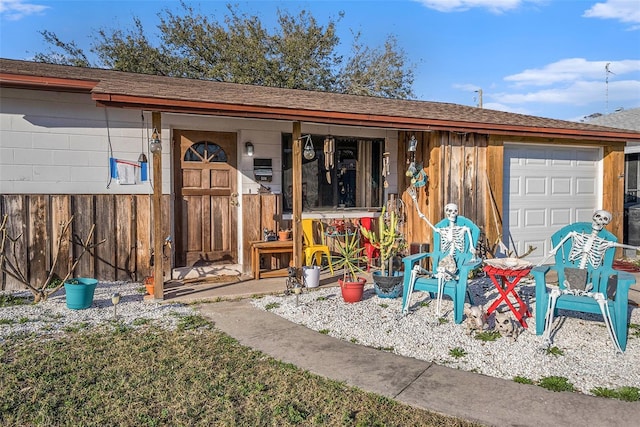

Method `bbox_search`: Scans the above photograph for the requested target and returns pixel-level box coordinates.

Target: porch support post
[152,111,164,299]
[292,121,302,269]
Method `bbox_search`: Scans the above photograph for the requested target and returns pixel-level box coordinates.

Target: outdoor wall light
[245,141,254,156]
[149,128,162,153]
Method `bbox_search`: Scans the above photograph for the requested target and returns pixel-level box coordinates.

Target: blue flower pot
[64,278,98,310]
[372,272,403,298]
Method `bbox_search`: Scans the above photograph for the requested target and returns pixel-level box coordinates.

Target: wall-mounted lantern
[149,128,162,153]
[245,141,255,157]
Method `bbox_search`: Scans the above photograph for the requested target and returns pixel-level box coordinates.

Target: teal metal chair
[532,222,636,351]
[401,216,481,323]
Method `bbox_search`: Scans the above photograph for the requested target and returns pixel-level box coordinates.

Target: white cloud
[413,0,539,14]
[504,58,640,86]
[452,82,482,91]
[583,0,640,27]
[482,101,531,115]
[0,0,48,21]
[493,79,640,106]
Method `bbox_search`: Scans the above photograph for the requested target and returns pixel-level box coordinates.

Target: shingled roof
[2,58,639,142]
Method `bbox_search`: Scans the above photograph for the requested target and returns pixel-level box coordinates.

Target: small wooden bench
[251,240,294,279]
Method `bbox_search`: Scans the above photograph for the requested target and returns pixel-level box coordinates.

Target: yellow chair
[302,219,334,275]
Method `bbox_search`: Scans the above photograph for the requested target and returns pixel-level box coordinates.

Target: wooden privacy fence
[1,194,170,291]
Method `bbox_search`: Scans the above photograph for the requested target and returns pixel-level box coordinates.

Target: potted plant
[64,277,98,310]
[360,207,406,298]
[278,229,291,241]
[333,229,367,303]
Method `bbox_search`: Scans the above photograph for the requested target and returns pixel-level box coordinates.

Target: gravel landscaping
[0,281,197,342]
[251,276,640,396]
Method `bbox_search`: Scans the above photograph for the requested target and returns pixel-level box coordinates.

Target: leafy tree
[34,30,91,67]
[339,33,414,99]
[34,2,414,99]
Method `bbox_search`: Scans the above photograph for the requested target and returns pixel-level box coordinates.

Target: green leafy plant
[0,294,30,307]
[449,347,467,359]
[590,387,618,399]
[538,376,574,392]
[614,386,640,402]
[513,376,534,385]
[474,330,501,342]
[333,228,366,282]
[319,329,330,335]
[545,346,564,356]
[265,302,280,310]
[592,386,640,401]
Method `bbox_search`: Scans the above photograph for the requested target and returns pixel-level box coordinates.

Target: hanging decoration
[301,134,315,160]
[382,151,390,188]
[324,135,335,183]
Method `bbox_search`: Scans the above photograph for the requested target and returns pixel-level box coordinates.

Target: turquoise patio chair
[401,216,481,323]
[532,222,636,352]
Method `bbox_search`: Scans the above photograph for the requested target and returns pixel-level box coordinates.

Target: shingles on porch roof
[2,57,640,141]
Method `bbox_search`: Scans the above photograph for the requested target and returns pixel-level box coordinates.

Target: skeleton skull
[464,303,488,335]
[444,203,458,222]
[592,210,612,231]
[494,310,519,341]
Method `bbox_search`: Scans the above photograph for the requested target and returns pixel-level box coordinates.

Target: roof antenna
[605,63,615,114]
[474,89,483,108]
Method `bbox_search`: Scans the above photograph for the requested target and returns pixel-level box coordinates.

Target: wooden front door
[173,130,238,266]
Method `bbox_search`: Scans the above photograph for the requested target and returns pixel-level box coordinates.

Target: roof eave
[0,72,98,92]
[93,93,640,143]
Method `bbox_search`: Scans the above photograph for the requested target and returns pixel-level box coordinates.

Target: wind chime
[324,135,335,183]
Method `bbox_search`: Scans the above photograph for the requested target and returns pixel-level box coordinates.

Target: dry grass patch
[0,318,478,426]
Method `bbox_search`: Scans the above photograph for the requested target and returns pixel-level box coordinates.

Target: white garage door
[503,144,601,264]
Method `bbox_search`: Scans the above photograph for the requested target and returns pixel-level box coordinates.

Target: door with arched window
[173,130,238,266]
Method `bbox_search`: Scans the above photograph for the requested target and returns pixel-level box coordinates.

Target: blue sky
[1,0,639,122]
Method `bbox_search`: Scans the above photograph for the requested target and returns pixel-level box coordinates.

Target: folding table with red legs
[483,262,532,328]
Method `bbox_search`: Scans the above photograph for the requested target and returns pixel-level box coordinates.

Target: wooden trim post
[152,112,164,299]
[292,122,302,268]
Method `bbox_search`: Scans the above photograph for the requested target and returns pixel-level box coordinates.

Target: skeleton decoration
[541,210,640,353]
[494,310,519,341]
[403,199,477,317]
[464,303,488,336]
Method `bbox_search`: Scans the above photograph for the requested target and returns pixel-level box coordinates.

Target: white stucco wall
[0,88,168,194]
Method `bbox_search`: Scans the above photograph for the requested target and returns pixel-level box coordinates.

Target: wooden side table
[251,240,294,279]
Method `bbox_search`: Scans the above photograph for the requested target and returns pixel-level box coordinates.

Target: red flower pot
[339,277,367,303]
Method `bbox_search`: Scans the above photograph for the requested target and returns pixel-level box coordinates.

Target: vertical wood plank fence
[0,194,170,291]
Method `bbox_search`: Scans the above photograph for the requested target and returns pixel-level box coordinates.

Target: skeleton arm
[407,186,437,232]
[536,231,577,266]
[464,226,477,260]
[606,241,640,252]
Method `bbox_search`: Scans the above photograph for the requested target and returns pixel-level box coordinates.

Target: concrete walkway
[197,299,640,427]
[166,267,640,426]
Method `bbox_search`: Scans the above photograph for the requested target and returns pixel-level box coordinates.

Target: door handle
[230,193,239,207]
